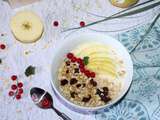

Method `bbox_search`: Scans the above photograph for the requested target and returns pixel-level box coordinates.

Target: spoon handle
[52,106,72,120]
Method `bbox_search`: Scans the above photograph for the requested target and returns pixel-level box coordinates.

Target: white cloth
[0,0,158,120]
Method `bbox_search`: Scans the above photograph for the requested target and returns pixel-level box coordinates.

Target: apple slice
[87,65,117,78]
[88,60,115,68]
[87,62,116,72]
[109,0,139,8]
[90,57,114,63]
[87,61,116,72]
[72,43,110,57]
[10,10,44,43]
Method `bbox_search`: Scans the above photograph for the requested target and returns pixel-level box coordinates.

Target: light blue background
[95,18,160,120]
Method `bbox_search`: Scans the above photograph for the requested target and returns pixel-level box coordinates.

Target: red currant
[53,21,59,27]
[16,94,21,100]
[80,21,85,27]
[8,91,14,96]
[90,72,96,78]
[77,58,83,64]
[11,84,17,90]
[11,75,17,81]
[18,82,23,88]
[0,44,6,49]
[80,67,85,73]
[71,57,77,62]
[84,70,90,77]
[67,53,74,59]
[18,89,23,94]
[79,63,84,69]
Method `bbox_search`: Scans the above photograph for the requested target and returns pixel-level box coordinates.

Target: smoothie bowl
[51,32,133,113]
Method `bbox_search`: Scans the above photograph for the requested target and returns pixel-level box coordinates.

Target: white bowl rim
[51,31,133,111]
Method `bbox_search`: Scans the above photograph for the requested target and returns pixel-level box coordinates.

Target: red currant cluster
[66,53,95,78]
[8,75,24,100]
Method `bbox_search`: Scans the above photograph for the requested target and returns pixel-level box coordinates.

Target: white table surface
[0,0,158,120]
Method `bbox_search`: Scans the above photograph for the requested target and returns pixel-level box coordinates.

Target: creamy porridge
[58,43,126,107]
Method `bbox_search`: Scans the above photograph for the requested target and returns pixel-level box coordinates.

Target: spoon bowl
[30,87,72,120]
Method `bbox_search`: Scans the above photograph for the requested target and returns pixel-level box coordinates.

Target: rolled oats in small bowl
[51,32,133,112]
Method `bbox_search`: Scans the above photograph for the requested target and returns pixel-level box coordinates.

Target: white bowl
[51,31,133,113]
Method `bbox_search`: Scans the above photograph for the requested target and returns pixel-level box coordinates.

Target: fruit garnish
[84,70,90,77]
[80,67,85,73]
[18,89,23,94]
[89,57,114,64]
[66,69,69,74]
[0,44,6,50]
[109,0,139,8]
[67,53,74,59]
[103,87,109,95]
[11,75,17,81]
[96,87,111,103]
[70,78,78,85]
[60,79,68,86]
[82,95,91,102]
[16,94,21,100]
[72,43,110,57]
[9,75,24,100]
[8,91,14,96]
[90,72,96,78]
[79,63,84,69]
[18,82,23,88]
[83,56,89,65]
[10,10,44,43]
[53,21,59,27]
[25,65,35,77]
[71,57,77,62]
[66,53,96,78]
[80,21,85,27]
[77,58,83,64]
[76,84,81,88]
[87,62,116,73]
[65,61,70,66]
[82,83,86,88]
[100,95,111,103]
[87,62,116,79]
[74,68,79,73]
[90,79,97,87]
[11,84,17,90]
[70,92,77,98]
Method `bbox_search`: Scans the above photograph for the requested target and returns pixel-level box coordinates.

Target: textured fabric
[95,18,160,120]
[0,0,160,120]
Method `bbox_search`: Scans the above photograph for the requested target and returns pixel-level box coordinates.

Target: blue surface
[95,19,160,120]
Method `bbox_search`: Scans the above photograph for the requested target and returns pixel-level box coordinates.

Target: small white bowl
[51,31,133,113]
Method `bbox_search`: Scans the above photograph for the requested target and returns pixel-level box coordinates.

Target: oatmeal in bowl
[51,32,133,112]
[58,43,126,107]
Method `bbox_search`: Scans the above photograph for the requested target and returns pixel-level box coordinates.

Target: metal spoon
[30,87,72,120]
